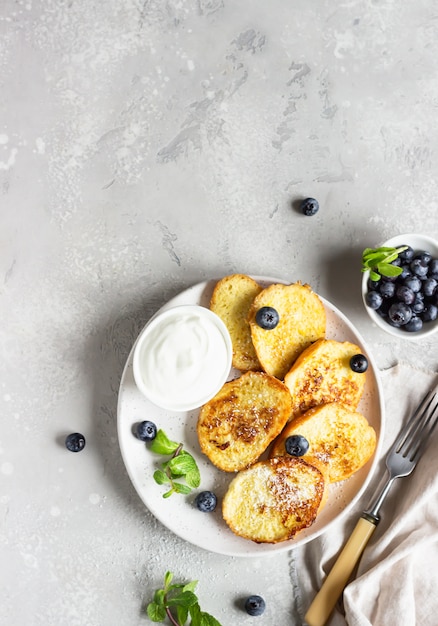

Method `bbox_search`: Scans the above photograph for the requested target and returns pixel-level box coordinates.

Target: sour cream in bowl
[132,305,232,412]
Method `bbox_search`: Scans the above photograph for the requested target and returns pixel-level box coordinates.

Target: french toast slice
[197,371,292,472]
[248,282,326,380]
[284,338,366,420]
[222,456,328,543]
[210,274,262,371]
[270,402,376,482]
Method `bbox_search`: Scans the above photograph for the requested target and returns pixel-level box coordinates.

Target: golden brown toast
[197,371,292,472]
[209,274,262,371]
[270,402,376,482]
[248,282,326,380]
[222,456,328,543]
[284,338,366,420]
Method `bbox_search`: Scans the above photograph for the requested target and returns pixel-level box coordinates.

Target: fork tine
[410,394,438,463]
[395,389,438,462]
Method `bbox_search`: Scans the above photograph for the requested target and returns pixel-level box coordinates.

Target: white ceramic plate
[117,277,384,557]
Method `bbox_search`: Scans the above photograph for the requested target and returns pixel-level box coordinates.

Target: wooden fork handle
[305,516,378,626]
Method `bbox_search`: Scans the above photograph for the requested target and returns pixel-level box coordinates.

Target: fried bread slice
[270,402,376,482]
[222,456,328,543]
[197,371,292,472]
[248,282,326,380]
[210,274,262,371]
[284,338,367,420]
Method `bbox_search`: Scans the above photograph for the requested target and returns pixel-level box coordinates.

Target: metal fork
[305,386,438,626]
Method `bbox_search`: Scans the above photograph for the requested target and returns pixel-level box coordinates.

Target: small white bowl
[133,305,232,411]
[362,233,438,340]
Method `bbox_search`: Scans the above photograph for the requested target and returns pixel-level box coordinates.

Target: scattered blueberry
[195,491,217,512]
[365,246,438,333]
[350,354,368,373]
[65,433,86,452]
[135,420,157,441]
[255,306,280,330]
[300,197,319,216]
[285,435,309,457]
[245,595,266,617]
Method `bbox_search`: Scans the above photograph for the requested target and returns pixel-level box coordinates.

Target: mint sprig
[147,571,222,626]
[150,430,201,498]
[362,245,408,281]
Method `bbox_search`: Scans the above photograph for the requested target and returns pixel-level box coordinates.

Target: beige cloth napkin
[290,362,438,626]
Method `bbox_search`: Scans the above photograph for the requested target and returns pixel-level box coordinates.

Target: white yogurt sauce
[134,306,231,411]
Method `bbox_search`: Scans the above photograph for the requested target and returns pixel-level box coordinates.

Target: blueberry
[412,293,425,315]
[423,278,437,298]
[245,595,266,616]
[404,275,422,293]
[255,306,280,330]
[395,285,415,305]
[285,435,309,457]
[135,420,157,441]
[388,302,412,326]
[414,251,432,265]
[399,265,412,280]
[300,197,319,216]
[195,491,217,512]
[65,433,86,452]
[405,316,423,332]
[350,354,368,373]
[379,281,395,299]
[399,245,414,262]
[429,259,438,278]
[367,277,380,291]
[365,290,383,310]
[410,258,428,278]
[422,304,438,323]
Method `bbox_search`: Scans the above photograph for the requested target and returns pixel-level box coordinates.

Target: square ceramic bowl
[361,233,438,340]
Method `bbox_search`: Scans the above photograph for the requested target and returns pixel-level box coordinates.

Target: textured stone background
[1,1,437,624]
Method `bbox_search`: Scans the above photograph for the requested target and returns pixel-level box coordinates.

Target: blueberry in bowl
[361,234,438,339]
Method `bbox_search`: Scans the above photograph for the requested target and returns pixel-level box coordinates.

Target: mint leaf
[150,429,179,455]
[153,469,170,485]
[376,262,403,277]
[146,572,223,626]
[167,590,198,608]
[148,429,202,498]
[168,452,197,476]
[189,603,222,626]
[185,467,201,489]
[147,602,166,622]
[361,245,408,281]
[176,604,189,625]
[172,482,192,495]
[183,580,198,593]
